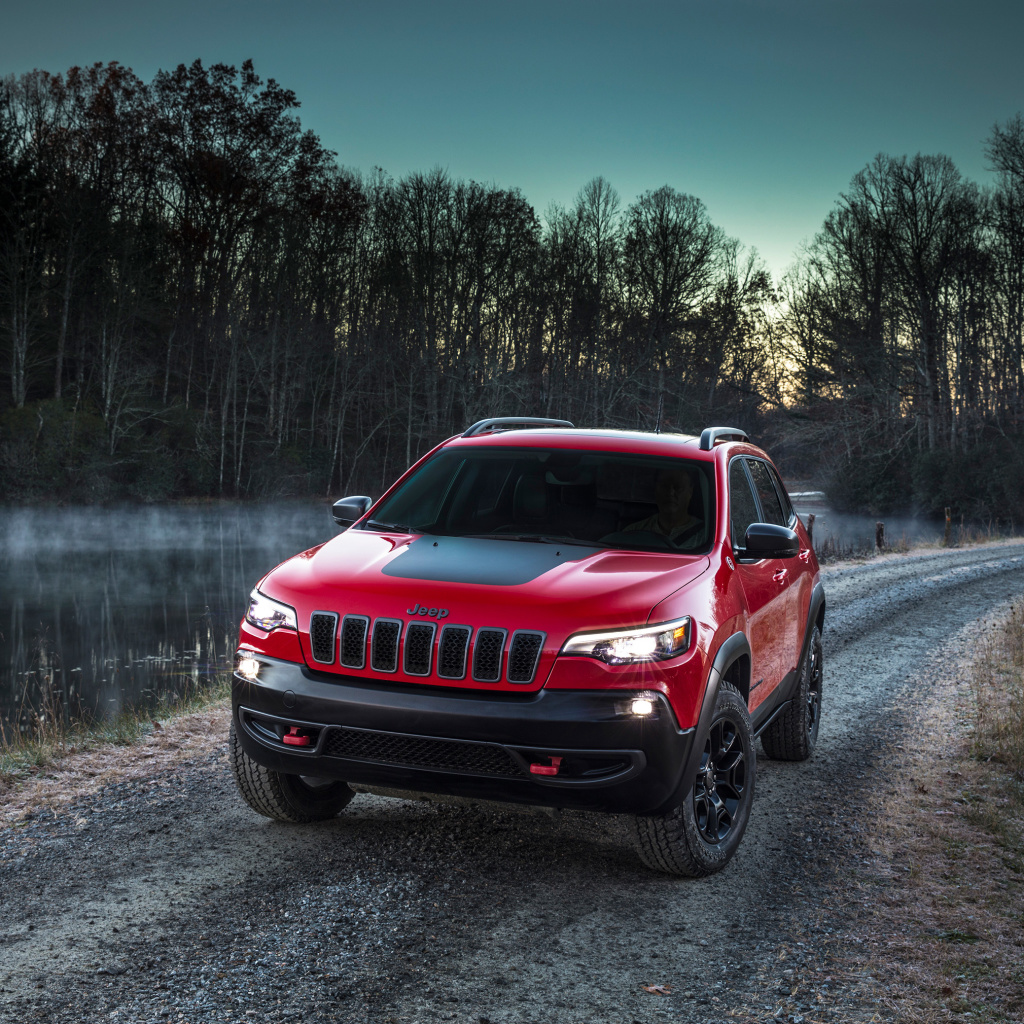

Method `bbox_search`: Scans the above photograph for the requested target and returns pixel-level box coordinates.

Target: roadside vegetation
[811,520,1016,564]
[0,674,230,792]
[849,605,1024,1022]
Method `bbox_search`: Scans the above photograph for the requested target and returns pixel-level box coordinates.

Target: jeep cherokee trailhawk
[230,419,825,876]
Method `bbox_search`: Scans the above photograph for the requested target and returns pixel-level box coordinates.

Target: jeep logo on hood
[407,603,450,621]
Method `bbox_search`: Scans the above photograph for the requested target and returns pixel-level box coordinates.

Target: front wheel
[229,722,354,823]
[632,681,755,876]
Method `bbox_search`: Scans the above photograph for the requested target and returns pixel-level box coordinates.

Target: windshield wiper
[362,520,418,533]
[466,533,599,547]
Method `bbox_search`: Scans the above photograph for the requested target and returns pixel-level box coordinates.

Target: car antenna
[654,393,664,434]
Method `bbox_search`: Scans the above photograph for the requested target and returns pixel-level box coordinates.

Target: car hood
[262,531,710,633]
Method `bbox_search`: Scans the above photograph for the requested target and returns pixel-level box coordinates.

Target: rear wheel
[229,722,354,823]
[632,681,755,876]
[761,623,822,761]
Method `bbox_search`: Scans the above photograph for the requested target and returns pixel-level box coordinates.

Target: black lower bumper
[231,655,695,814]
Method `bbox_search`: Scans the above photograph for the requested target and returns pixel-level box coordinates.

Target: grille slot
[403,622,436,676]
[507,630,545,684]
[309,612,338,664]
[371,618,402,673]
[322,728,525,777]
[339,615,369,669]
[472,628,507,682]
[437,625,471,679]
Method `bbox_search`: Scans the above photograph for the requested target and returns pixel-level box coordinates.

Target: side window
[747,460,787,527]
[729,459,760,549]
[767,464,795,524]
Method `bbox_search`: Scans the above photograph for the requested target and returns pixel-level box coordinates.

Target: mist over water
[0,496,960,740]
[0,503,339,740]
[791,495,946,552]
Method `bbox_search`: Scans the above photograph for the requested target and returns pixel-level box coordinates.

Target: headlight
[561,617,690,665]
[245,589,298,632]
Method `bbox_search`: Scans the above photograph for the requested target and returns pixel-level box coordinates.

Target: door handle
[799,549,811,562]
[773,568,788,583]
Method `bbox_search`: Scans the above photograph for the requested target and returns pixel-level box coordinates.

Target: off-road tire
[632,681,755,877]
[760,623,822,761]
[229,721,354,823]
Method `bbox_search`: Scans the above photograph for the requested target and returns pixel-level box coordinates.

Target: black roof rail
[699,426,749,450]
[462,416,575,438]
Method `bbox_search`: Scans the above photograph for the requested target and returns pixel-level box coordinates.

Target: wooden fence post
[806,513,815,544]
[944,507,952,547]
[875,521,885,551]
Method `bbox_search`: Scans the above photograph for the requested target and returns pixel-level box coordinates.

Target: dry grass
[0,675,231,795]
[971,605,1024,789]
[0,699,231,825]
[846,610,1024,1022]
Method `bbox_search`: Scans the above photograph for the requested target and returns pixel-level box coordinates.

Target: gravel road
[3,542,1024,1024]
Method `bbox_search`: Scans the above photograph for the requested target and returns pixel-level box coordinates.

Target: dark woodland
[2,60,1023,518]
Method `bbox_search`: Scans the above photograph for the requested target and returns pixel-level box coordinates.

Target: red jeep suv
[230,419,824,876]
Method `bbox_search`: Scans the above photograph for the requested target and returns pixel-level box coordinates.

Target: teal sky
[2,0,1021,280]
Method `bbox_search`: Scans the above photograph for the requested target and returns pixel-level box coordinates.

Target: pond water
[0,503,337,741]
[789,492,946,553]
[0,497,953,740]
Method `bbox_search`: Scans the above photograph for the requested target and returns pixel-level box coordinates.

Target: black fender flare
[771,578,827,708]
[797,579,826,682]
[679,630,751,789]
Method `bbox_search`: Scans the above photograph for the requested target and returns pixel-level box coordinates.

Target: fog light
[237,656,260,680]
[631,697,655,716]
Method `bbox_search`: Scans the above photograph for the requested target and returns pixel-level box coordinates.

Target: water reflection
[0,504,336,740]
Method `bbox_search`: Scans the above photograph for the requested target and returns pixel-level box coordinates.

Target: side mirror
[743,522,800,560]
[332,495,372,528]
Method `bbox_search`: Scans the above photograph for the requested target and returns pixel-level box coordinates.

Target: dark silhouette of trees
[2,60,1024,519]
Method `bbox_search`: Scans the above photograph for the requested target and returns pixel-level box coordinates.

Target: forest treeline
[1,60,1023,517]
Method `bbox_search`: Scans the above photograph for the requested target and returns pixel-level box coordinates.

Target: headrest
[513,475,547,520]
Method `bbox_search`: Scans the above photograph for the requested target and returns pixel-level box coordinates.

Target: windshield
[362,447,715,553]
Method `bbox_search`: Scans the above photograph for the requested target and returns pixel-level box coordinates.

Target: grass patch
[971,604,1024,789]
[0,674,231,789]
[840,608,1024,1023]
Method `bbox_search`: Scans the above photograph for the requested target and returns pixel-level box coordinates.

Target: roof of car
[444,427,736,457]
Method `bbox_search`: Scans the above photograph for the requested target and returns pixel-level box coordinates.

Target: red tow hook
[282,726,313,748]
[529,756,563,777]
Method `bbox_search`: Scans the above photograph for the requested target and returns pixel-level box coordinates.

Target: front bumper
[232,654,695,814]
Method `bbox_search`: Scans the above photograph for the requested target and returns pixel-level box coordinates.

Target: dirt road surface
[3,543,1024,1024]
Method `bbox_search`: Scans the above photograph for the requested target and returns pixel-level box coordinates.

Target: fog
[0,503,339,740]
[0,497,958,740]
[791,497,946,554]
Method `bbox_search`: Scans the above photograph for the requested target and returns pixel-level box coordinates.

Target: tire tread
[229,722,352,822]
[632,681,753,877]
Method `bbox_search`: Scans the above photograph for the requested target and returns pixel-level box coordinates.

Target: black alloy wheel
[693,716,748,845]
[632,681,756,876]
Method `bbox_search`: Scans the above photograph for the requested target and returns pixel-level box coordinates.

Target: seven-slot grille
[309,612,338,664]
[309,612,545,683]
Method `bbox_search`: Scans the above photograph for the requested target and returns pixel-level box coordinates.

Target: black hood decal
[379,535,596,585]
